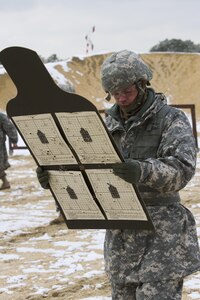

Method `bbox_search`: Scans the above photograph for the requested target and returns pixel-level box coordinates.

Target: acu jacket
[104,88,200,284]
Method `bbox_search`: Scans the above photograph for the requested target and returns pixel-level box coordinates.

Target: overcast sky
[0,0,200,60]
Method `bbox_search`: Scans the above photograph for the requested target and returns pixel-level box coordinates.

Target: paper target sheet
[86,169,147,220]
[13,114,76,165]
[48,170,105,220]
[55,111,121,164]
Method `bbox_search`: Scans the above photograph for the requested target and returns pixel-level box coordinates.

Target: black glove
[36,166,49,189]
[112,160,141,184]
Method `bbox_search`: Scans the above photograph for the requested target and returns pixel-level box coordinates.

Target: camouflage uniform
[101,50,200,299]
[104,91,200,299]
[0,113,18,177]
[111,279,183,300]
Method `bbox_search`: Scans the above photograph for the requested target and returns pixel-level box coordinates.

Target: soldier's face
[113,84,138,107]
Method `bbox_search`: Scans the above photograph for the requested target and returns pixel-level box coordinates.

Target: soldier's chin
[119,102,129,107]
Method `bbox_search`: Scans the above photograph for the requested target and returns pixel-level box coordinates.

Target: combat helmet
[101,50,153,100]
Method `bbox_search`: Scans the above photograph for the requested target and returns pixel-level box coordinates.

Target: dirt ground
[0,152,199,300]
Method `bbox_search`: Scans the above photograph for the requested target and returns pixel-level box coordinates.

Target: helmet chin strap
[119,80,148,119]
[135,80,148,105]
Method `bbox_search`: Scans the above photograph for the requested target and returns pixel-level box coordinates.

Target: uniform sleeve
[1,114,18,144]
[139,109,196,192]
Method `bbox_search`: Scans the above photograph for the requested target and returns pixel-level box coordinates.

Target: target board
[0,46,154,229]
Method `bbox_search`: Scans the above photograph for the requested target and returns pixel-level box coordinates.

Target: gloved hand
[112,160,141,184]
[36,166,50,189]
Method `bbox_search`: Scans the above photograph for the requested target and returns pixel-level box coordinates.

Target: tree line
[149,38,200,52]
[1,39,200,65]
[39,39,200,61]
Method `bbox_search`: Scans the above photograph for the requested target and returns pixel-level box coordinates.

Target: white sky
[0,0,200,59]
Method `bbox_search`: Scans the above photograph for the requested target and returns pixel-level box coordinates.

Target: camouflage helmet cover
[101,50,153,94]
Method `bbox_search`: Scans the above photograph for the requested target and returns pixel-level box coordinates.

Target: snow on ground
[0,134,200,299]
[0,149,110,299]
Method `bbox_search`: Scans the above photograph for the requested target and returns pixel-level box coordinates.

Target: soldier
[100,50,200,299]
[36,50,200,299]
[0,112,18,190]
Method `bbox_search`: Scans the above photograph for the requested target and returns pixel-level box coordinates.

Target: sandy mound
[1,52,200,119]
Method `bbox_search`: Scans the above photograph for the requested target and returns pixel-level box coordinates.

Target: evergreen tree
[150,39,200,53]
[46,54,60,63]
